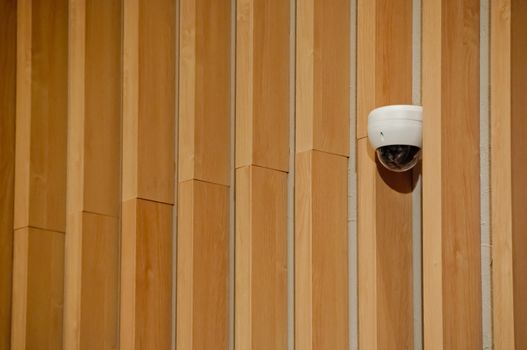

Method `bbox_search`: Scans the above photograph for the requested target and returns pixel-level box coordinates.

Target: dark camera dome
[376,145,421,172]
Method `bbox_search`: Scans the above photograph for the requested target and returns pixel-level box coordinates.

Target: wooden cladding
[491,0,527,349]
[11,0,68,348]
[357,0,414,349]
[296,0,350,348]
[121,0,176,348]
[0,0,16,347]
[4,0,527,349]
[64,0,121,348]
[423,0,482,348]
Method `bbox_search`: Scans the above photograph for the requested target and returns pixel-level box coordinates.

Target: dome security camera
[367,105,422,172]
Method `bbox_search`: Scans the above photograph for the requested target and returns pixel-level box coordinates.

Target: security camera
[367,105,422,172]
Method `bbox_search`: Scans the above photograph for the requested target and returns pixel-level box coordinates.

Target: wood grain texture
[64,1,121,348]
[179,0,231,185]
[235,166,287,350]
[121,2,175,345]
[177,180,229,350]
[356,0,414,348]
[510,2,527,347]
[121,199,172,350]
[296,0,350,156]
[235,0,289,171]
[295,150,348,350]
[0,0,16,347]
[68,0,122,217]
[423,0,482,348]
[12,1,68,348]
[491,0,527,348]
[122,0,175,204]
[64,213,119,350]
[14,0,68,232]
[357,0,413,138]
[11,228,64,350]
[491,0,514,348]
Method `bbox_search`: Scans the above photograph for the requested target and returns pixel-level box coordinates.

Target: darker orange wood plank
[177,180,229,349]
[122,0,176,204]
[0,0,16,347]
[12,0,68,348]
[492,0,527,348]
[236,0,290,171]
[11,228,65,350]
[64,1,122,348]
[121,199,172,350]
[179,0,231,186]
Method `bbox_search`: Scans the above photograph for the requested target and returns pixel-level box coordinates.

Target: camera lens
[376,145,421,172]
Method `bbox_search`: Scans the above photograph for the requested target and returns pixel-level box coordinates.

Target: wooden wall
[0,0,16,348]
[491,0,527,349]
[357,0,414,348]
[0,0,526,349]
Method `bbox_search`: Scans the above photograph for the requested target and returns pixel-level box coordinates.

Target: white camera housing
[367,105,422,172]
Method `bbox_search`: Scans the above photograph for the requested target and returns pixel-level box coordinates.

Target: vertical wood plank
[423,0,482,348]
[235,166,287,349]
[177,181,229,349]
[0,0,16,347]
[235,0,289,348]
[11,228,65,350]
[121,0,176,348]
[14,0,68,232]
[122,0,176,204]
[295,151,348,349]
[177,0,231,348]
[510,2,527,347]
[295,0,350,347]
[296,0,350,157]
[64,0,121,348]
[491,0,527,348]
[235,0,289,171]
[356,0,414,348]
[12,0,68,348]
[64,213,119,349]
[121,199,172,350]
[179,0,231,185]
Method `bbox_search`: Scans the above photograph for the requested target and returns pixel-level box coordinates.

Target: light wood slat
[64,213,119,350]
[235,0,289,171]
[491,0,527,348]
[356,0,414,348]
[235,1,289,347]
[422,0,481,348]
[122,0,176,204]
[235,166,287,349]
[356,0,413,138]
[179,0,231,185]
[491,1,513,347]
[357,141,414,350]
[12,0,68,348]
[14,0,68,232]
[177,180,229,349]
[121,199,172,350]
[121,0,175,348]
[64,1,121,348]
[0,0,16,347]
[296,0,349,157]
[295,150,348,349]
[11,228,64,350]
[67,0,122,217]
